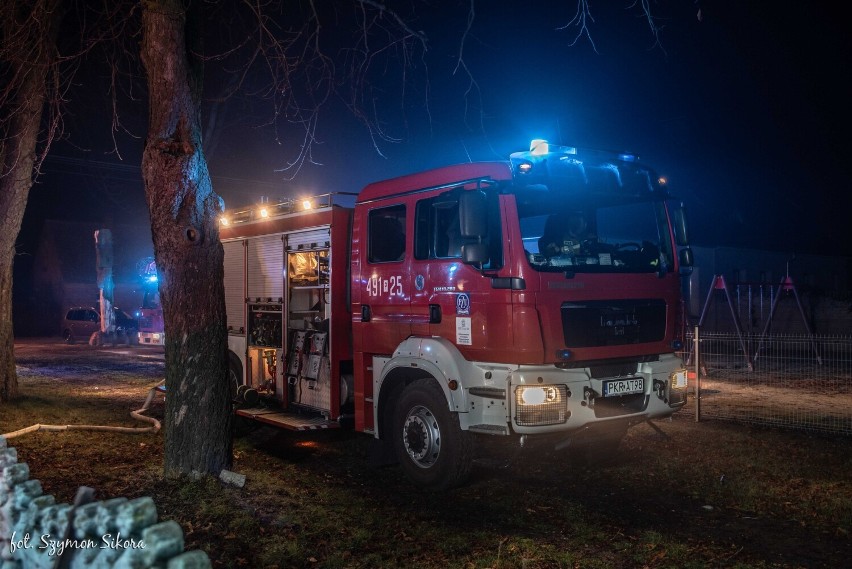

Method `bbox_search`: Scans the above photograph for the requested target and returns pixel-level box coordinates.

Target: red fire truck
[135,258,165,346]
[219,140,692,489]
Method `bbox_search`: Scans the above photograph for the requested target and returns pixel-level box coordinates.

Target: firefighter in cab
[540,212,592,257]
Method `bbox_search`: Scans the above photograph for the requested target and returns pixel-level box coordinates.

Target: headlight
[514,385,569,426]
[670,369,688,390]
[519,386,561,405]
[666,369,688,407]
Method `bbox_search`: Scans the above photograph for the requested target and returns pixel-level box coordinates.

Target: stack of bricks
[0,436,210,568]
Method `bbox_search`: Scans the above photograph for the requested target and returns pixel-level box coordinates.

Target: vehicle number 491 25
[367,275,403,297]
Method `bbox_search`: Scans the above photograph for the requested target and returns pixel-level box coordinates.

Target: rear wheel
[392,378,473,490]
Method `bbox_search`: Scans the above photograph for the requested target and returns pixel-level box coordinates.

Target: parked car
[61,306,139,344]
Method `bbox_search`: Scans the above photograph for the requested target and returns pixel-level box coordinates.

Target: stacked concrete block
[0,436,210,569]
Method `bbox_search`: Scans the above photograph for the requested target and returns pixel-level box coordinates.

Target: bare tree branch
[629,0,666,55]
[557,0,598,53]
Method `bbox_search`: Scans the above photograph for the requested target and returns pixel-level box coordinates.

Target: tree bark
[140,0,232,475]
[0,0,61,403]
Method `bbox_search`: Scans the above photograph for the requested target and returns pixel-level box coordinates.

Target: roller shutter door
[223,240,246,331]
[247,234,284,300]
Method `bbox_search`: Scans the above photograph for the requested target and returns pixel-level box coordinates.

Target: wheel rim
[402,404,441,469]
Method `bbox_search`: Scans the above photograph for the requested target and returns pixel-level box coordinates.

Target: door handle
[361,305,371,322]
[428,304,442,324]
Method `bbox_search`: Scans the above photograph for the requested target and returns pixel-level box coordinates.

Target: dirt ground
[5,338,852,568]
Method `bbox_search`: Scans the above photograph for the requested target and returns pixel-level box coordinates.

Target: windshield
[520,199,674,274]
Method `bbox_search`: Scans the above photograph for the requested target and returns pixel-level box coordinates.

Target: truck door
[411,189,510,360]
[355,203,417,354]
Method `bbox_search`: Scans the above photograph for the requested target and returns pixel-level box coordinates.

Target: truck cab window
[414,191,502,269]
[520,199,673,274]
[368,205,406,263]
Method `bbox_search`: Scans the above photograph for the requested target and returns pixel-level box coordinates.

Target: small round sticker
[415,274,425,291]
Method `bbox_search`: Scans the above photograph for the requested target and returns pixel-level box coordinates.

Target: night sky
[20,1,852,263]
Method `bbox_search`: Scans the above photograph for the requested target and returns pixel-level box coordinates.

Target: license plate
[602,377,644,397]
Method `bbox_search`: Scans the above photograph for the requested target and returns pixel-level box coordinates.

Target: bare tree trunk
[0,0,61,403]
[140,0,232,475]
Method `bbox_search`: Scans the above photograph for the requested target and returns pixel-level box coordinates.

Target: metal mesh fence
[684,330,852,436]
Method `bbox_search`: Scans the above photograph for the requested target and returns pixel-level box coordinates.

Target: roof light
[302,200,312,210]
[259,207,269,218]
[658,176,668,186]
[530,139,549,155]
[219,217,229,226]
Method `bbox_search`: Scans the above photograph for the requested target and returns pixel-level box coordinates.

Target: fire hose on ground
[0,380,164,440]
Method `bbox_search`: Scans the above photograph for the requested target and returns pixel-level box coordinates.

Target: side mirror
[459,190,487,238]
[679,247,694,275]
[462,243,489,265]
[672,203,689,246]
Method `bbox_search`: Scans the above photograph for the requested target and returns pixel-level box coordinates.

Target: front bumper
[464,353,687,436]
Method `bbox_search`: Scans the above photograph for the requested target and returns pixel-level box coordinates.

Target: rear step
[235,407,339,431]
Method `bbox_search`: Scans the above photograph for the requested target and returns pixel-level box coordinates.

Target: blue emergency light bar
[509,139,666,197]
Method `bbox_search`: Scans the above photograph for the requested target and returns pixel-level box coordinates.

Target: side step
[235,407,340,431]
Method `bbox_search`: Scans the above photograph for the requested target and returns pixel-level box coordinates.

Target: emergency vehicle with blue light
[135,258,165,346]
[218,140,692,489]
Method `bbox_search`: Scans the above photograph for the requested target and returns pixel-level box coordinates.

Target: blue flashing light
[556,349,572,361]
[146,275,158,283]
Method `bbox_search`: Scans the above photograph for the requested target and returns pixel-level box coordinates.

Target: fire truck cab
[221,140,691,489]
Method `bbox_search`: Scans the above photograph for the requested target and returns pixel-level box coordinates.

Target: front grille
[514,385,569,426]
[561,299,666,347]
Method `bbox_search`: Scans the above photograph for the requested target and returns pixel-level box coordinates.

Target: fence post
[694,325,701,422]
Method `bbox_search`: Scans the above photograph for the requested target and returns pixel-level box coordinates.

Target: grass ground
[3,339,851,568]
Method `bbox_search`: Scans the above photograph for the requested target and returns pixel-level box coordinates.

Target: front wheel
[392,378,473,490]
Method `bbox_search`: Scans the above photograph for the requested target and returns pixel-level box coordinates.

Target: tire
[392,378,473,490]
[63,329,75,345]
